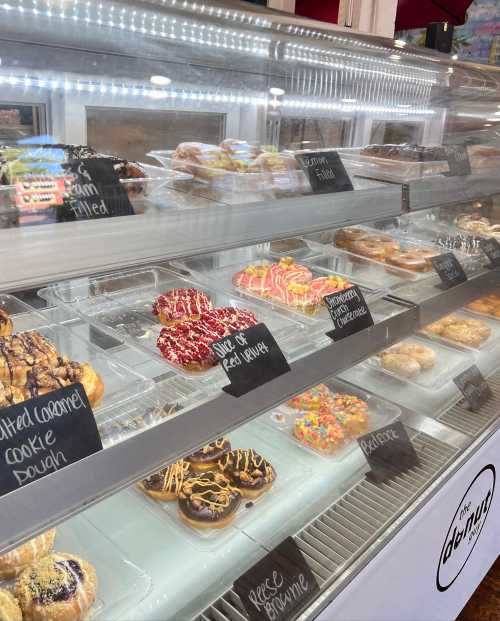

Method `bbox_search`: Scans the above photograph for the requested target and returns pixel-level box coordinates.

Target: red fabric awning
[294,0,340,24]
[395,0,474,31]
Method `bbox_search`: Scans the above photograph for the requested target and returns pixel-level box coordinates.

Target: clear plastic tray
[260,377,401,461]
[363,335,472,391]
[40,267,304,381]
[0,293,158,441]
[464,297,500,322]
[0,514,152,621]
[176,249,385,327]
[420,310,500,352]
[336,147,449,183]
[133,423,308,547]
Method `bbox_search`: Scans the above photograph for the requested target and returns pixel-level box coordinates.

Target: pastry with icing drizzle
[178,471,241,529]
[0,381,25,409]
[0,530,56,580]
[186,438,231,472]
[152,288,213,326]
[218,449,276,499]
[15,552,96,621]
[24,359,104,408]
[0,588,22,621]
[140,459,195,501]
[0,332,59,385]
[0,310,13,338]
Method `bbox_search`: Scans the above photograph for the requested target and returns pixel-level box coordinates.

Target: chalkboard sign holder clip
[221,365,290,398]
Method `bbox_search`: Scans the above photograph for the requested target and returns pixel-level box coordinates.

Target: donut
[232,264,273,297]
[152,288,213,326]
[0,381,25,408]
[364,234,400,256]
[218,449,276,499]
[310,275,351,298]
[178,471,241,529]
[0,310,12,338]
[0,588,22,621]
[24,360,104,408]
[186,437,231,472]
[387,342,437,370]
[270,281,319,314]
[385,251,432,272]
[140,459,194,501]
[0,529,56,580]
[441,324,484,348]
[349,239,386,262]
[287,384,332,411]
[0,332,59,385]
[334,228,368,249]
[293,411,346,454]
[14,552,97,621]
[463,317,491,340]
[379,352,421,379]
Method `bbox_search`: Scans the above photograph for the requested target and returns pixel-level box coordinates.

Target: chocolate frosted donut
[178,471,241,529]
[186,437,231,472]
[140,459,194,501]
[218,449,276,499]
[14,552,97,621]
[0,310,12,338]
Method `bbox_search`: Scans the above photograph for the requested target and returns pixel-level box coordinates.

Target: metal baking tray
[40,267,305,381]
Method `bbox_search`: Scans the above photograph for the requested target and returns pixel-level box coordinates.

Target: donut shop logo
[436,464,495,592]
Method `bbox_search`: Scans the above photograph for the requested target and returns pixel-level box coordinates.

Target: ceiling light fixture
[150,75,172,86]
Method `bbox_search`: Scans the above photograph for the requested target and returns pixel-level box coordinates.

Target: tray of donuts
[176,251,386,327]
[261,379,401,461]
[134,425,303,545]
[420,311,500,352]
[40,267,306,381]
[363,336,472,391]
[0,293,158,433]
[0,515,151,621]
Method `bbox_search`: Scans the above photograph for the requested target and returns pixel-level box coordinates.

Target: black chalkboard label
[234,537,319,621]
[323,285,374,341]
[295,151,353,194]
[480,237,500,268]
[441,145,471,177]
[62,158,134,220]
[211,323,290,397]
[453,365,492,412]
[431,252,467,289]
[358,421,419,483]
[0,383,102,495]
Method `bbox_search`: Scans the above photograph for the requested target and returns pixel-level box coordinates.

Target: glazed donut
[388,342,436,370]
[232,264,273,297]
[455,214,491,232]
[0,310,12,338]
[349,239,386,262]
[218,449,276,499]
[14,552,97,621]
[334,227,368,249]
[0,332,59,385]
[186,437,231,472]
[385,251,432,272]
[140,459,194,501]
[364,234,400,256]
[0,588,22,621]
[0,530,56,580]
[379,352,421,378]
[178,471,241,529]
[152,288,213,325]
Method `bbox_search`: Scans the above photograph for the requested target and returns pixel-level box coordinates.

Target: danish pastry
[0,332,59,385]
[15,552,97,621]
[140,459,194,501]
[218,449,276,499]
[0,529,56,580]
[0,310,12,338]
[152,288,212,326]
[178,471,241,529]
[0,588,22,621]
[186,438,231,472]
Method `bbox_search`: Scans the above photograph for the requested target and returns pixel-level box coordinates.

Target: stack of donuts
[334,227,439,272]
[0,529,97,621]
[0,312,104,410]
[140,438,277,529]
[232,256,352,314]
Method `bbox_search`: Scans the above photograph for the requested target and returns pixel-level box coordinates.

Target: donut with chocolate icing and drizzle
[0,530,56,580]
[140,459,195,501]
[0,310,13,338]
[178,471,241,529]
[156,308,257,371]
[0,588,22,621]
[14,552,96,621]
[0,332,59,385]
[186,438,231,472]
[218,449,276,499]
[152,288,213,326]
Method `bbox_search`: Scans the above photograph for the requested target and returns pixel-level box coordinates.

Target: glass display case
[0,2,499,620]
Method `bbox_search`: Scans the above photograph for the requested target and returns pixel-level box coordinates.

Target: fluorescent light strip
[282,98,435,115]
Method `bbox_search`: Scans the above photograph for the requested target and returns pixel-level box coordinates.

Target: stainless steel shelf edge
[0,187,402,292]
[0,305,416,554]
